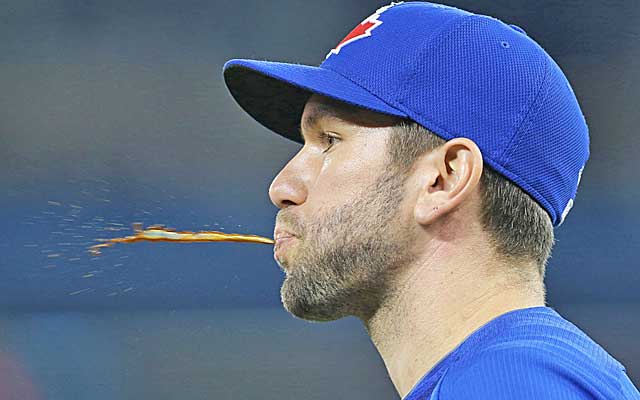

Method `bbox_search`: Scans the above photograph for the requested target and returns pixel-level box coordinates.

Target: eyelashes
[317,132,340,153]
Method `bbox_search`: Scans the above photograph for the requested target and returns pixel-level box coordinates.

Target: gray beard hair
[278,168,415,322]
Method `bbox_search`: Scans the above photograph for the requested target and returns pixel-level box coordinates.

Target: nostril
[281,199,297,207]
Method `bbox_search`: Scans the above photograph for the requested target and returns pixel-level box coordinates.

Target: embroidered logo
[559,166,585,225]
[325,2,402,59]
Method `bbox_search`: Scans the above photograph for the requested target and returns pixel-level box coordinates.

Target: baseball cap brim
[223,59,408,143]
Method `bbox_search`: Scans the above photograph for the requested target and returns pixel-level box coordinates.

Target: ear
[414,138,483,226]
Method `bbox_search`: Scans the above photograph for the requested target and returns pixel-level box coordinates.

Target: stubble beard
[277,168,415,322]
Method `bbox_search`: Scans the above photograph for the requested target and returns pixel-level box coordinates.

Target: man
[222,2,640,399]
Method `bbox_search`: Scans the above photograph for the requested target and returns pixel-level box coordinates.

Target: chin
[280,279,348,322]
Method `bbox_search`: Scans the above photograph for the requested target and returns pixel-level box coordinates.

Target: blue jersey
[403,307,640,400]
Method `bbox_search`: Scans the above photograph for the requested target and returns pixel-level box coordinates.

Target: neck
[362,245,545,399]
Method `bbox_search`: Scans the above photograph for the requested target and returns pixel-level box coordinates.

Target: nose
[268,152,312,209]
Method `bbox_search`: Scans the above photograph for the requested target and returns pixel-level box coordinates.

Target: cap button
[509,24,527,35]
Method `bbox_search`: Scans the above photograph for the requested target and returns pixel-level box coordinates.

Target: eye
[317,132,340,153]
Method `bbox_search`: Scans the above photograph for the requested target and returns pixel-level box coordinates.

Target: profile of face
[269,94,418,322]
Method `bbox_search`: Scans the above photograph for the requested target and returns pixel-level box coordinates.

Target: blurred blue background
[0,0,638,398]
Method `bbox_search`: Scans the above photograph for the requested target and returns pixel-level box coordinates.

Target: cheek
[311,142,385,202]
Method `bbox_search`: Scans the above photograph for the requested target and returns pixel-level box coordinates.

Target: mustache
[276,210,305,238]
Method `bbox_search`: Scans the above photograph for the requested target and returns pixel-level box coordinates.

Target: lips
[273,228,297,261]
[274,229,296,242]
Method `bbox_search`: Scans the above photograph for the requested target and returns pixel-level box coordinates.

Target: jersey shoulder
[434,328,639,400]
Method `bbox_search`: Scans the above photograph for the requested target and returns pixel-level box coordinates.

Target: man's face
[269,94,417,322]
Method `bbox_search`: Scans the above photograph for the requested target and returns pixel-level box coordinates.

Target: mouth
[273,228,298,262]
[274,235,297,260]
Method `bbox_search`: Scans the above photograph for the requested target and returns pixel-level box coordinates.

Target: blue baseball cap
[223,1,589,226]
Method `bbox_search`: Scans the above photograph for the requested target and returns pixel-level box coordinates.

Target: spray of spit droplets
[88,223,275,256]
[32,177,278,297]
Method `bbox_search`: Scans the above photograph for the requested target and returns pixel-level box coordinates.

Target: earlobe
[414,138,483,226]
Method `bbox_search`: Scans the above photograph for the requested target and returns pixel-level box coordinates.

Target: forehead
[300,95,402,135]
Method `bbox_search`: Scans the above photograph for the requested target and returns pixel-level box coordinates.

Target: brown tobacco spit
[89,223,274,256]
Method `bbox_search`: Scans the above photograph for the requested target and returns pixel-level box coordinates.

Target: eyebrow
[298,103,348,141]
[297,99,402,142]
